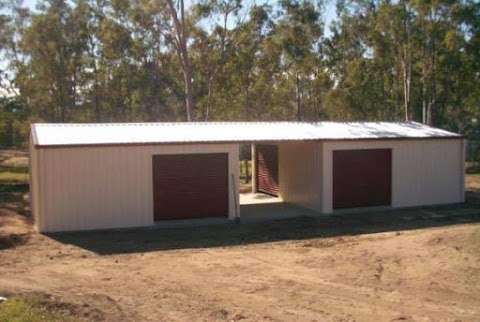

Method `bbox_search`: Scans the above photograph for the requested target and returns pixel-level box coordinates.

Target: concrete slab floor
[240,202,322,224]
[239,192,282,205]
[152,202,322,229]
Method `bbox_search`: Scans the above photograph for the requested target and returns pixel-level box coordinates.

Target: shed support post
[251,144,257,193]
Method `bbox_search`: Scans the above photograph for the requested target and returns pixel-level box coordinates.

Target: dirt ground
[2,206,480,321]
[1,151,480,321]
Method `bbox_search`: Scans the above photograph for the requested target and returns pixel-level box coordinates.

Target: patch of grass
[0,165,29,174]
[0,150,29,184]
[0,297,69,322]
[0,153,29,184]
[0,171,29,183]
[0,157,28,169]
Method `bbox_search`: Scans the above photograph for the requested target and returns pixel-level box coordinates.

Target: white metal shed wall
[278,142,323,211]
[31,144,239,232]
[321,139,465,213]
[29,134,41,231]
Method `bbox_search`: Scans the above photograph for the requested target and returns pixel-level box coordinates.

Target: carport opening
[239,143,282,206]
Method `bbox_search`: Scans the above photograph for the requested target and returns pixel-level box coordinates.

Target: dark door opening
[152,153,229,220]
[333,149,391,209]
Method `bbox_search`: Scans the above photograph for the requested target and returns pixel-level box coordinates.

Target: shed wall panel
[38,148,47,230]
[29,135,41,231]
[322,139,464,213]
[36,144,239,232]
[279,142,323,211]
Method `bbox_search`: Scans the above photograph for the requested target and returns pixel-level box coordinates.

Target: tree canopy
[0,0,479,151]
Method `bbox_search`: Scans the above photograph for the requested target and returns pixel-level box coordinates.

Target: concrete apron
[153,197,322,229]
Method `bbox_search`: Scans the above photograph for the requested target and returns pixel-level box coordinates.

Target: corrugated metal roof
[31,121,462,147]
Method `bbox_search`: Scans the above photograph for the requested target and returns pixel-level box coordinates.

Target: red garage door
[333,149,391,209]
[256,145,279,196]
[153,153,228,220]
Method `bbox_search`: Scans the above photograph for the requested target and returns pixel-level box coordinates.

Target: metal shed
[30,122,465,232]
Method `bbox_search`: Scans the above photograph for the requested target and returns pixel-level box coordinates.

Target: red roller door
[152,153,228,220]
[333,149,391,209]
[256,145,279,196]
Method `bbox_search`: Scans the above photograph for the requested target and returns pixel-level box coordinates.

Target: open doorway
[239,144,252,194]
[239,143,282,205]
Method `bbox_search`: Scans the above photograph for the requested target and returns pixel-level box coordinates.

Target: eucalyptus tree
[324,0,479,129]
[0,0,478,152]
[272,0,324,120]
[19,0,89,122]
[163,0,195,121]
[192,0,241,120]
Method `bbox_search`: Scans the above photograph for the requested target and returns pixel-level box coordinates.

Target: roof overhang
[31,122,464,149]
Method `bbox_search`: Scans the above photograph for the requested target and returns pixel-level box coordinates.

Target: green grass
[0,153,29,184]
[0,171,29,183]
[0,298,68,322]
[0,157,28,169]
[0,152,30,214]
[0,150,29,184]
[0,158,29,184]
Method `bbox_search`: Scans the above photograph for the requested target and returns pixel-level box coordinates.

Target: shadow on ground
[48,193,480,255]
[0,232,30,250]
[0,183,31,250]
[0,183,30,216]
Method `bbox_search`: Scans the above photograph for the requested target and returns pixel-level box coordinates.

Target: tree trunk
[429,33,437,126]
[296,73,302,121]
[402,59,407,121]
[400,0,411,122]
[89,37,100,122]
[165,0,193,121]
[205,75,213,121]
[244,86,250,120]
[205,9,230,121]
[425,6,438,126]
[422,92,427,124]
[421,16,428,124]
[402,57,411,122]
[183,64,194,121]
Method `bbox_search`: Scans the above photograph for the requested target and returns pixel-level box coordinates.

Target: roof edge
[30,124,39,146]
[34,135,465,149]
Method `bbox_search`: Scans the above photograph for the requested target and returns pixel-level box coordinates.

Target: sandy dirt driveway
[1,202,480,322]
